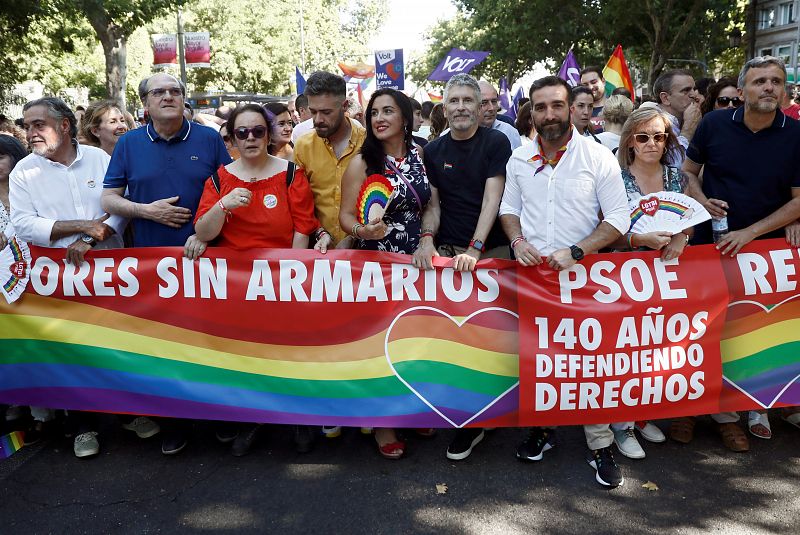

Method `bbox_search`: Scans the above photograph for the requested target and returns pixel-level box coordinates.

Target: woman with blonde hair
[79,100,128,156]
[597,94,634,152]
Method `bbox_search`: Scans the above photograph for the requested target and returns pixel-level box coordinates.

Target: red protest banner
[518,246,730,426]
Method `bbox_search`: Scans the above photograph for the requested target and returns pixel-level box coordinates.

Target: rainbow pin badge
[356,174,395,225]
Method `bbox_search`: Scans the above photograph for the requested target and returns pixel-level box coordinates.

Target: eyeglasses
[234,126,268,140]
[633,132,668,144]
[716,96,743,107]
[147,87,184,99]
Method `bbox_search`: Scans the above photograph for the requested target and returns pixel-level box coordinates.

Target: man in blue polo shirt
[682,55,800,451]
[101,72,232,455]
[102,72,231,256]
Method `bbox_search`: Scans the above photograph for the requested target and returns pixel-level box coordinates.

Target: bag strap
[211,171,221,194]
[384,156,422,212]
[286,161,296,187]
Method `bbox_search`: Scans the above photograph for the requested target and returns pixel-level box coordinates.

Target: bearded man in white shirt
[10,97,159,458]
[498,76,630,488]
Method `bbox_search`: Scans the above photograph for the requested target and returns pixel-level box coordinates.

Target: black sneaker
[215,423,239,444]
[587,447,624,488]
[161,430,188,455]
[516,427,554,462]
[231,424,261,457]
[293,425,315,454]
[446,428,485,460]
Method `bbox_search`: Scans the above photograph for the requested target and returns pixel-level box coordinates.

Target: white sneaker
[635,421,666,443]
[613,427,645,459]
[122,417,160,439]
[74,432,100,458]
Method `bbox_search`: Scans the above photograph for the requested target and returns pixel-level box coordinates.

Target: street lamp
[729,28,743,48]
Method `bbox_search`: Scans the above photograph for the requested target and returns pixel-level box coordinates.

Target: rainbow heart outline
[384,306,519,428]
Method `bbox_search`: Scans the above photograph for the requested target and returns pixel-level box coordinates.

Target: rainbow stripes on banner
[0,431,24,459]
[602,44,634,96]
[721,298,800,408]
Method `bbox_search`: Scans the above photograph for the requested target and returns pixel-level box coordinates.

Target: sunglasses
[234,126,268,140]
[716,96,743,107]
[633,132,668,144]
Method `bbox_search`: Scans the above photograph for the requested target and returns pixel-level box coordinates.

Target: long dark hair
[361,89,414,175]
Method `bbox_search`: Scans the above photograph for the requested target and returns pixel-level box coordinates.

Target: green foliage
[412,0,744,90]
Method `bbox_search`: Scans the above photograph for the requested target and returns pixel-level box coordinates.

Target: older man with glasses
[101,72,232,456]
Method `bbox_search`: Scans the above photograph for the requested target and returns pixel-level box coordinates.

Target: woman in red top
[194,103,331,456]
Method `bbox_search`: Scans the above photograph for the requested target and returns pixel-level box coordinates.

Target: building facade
[752,0,800,82]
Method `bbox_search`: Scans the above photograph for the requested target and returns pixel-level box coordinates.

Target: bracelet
[510,235,525,249]
[420,231,434,240]
[314,228,330,240]
[351,223,364,239]
[626,233,634,249]
[680,232,690,245]
[217,199,231,219]
[421,227,434,235]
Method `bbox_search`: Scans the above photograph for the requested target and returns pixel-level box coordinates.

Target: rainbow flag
[602,44,634,96]
[0,431,24,459]
[338,61,375,79]
[427,92,442,103]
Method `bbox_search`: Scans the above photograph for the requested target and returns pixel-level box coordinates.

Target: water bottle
[712,216,729,244]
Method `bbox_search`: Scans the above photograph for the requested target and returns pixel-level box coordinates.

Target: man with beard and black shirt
[413,73,512,461]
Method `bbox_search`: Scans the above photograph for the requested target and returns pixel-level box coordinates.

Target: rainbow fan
[628,191,710,235]
[0,236,32,304]
[356,174,395,225]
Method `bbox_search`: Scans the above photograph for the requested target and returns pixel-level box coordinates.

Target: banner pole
[177,9,188,87]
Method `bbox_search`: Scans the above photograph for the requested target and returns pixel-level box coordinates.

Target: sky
[368,0,458,55]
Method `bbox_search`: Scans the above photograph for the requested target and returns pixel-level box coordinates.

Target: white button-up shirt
[499,127,629,255]
[10,143,125,248]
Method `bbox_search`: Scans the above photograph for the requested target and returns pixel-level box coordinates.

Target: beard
[535,117,571,141]
[746,97,779,113]
[30,139,61,158]
[314,113,344,139]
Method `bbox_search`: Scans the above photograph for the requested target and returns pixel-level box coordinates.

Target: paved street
[1,416,798,534]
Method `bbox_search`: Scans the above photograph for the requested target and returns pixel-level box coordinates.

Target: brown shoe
[669,416,696,444]
[717,422,749,452]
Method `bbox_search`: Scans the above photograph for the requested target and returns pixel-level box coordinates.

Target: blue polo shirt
[104,119,232,247]
[687,108,800,244]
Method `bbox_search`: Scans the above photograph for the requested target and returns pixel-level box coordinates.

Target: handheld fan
[0,236,32,304]
[356,174,395,225]
[628,191,711,235]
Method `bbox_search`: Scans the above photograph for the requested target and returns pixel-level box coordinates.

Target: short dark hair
[580,66,604,81]
[295,94,308,110]
[304,71,346,99]
[0,135,28,166]
[529,76,574,105]
[653,69,693,103]
[571,85,593,100]
[23,97,78,139]
[264,102,289,117]
[225,103,274,141]
[409,97,422,112]
[421,101,434,119]
[611,87,632,99]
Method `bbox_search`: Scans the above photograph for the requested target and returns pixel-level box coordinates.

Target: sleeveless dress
[357,147,432,254]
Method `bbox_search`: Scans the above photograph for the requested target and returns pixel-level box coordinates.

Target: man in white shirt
[9,97,130,459]
[499,76,629,488]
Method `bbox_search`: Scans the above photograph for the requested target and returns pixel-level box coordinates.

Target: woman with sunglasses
[607,107,694,460]
[264,102,295,161]
[339,89,438,460]
[193,103,332,455]
[701,77,742,115]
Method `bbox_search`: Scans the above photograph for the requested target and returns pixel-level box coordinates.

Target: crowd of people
[1,55,800,489]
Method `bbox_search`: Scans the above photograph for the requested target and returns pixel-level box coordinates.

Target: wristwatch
[81,233,97,247]
[569,244,584,261]
[469,238,486,252]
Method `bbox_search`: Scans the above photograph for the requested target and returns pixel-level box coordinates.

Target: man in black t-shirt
[414,73,511,273]
[412,73,511,461]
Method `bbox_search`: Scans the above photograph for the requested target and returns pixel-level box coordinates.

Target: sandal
[747,411,772,439]
[415,428,437,438]
[717,422,749,452]
[668,416,696,444]
[375,429,405,460]
[781,407,800,430]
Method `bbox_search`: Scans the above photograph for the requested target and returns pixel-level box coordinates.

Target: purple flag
[428,48,490,82]
[499,77,513,113]
[509,87,524,121]
[557,50,581,87]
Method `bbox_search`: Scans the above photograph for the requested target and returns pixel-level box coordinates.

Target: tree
[53,0,188,107]
[413,0,744,90]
